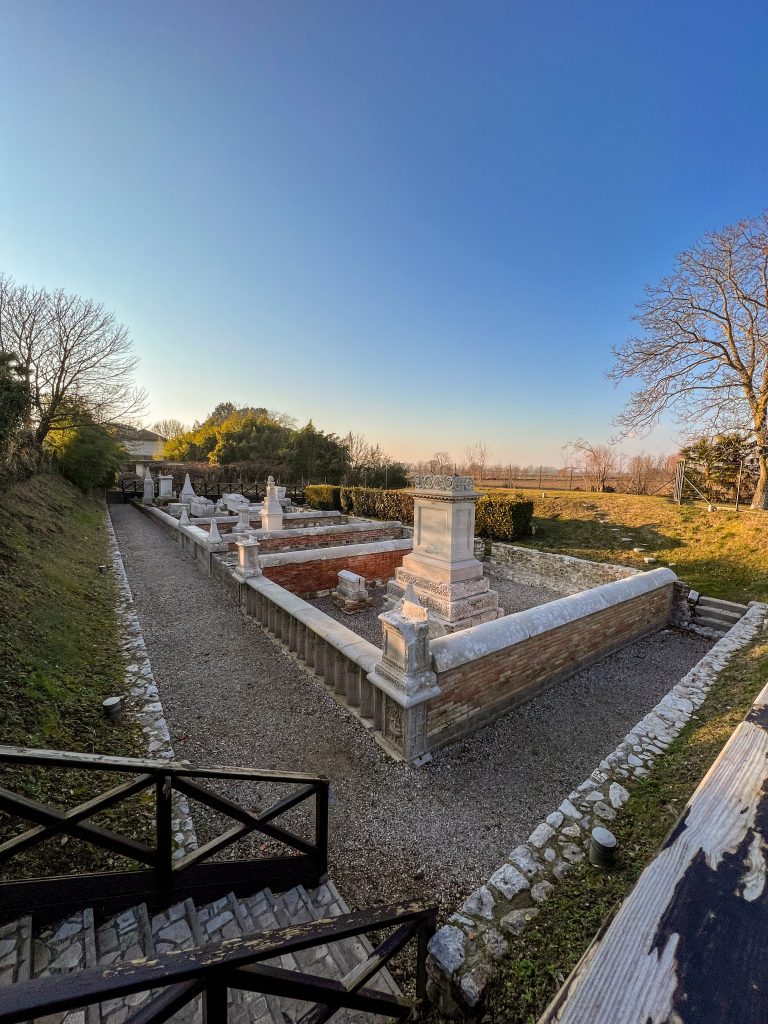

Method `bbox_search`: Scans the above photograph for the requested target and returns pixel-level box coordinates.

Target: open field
[505,489,768,604]
[483,627,768,1024]
[0,473,148,879]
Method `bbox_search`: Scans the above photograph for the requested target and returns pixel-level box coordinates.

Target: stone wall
[427,570,676,750]
[490,544,639,594]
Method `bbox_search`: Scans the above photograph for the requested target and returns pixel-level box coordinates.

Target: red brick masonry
[263,547,412,595]
[427,584,674,749]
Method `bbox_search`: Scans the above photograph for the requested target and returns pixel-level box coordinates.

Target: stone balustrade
[243,575,386,738]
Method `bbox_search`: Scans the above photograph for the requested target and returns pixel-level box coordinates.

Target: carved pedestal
[384,475,503,636]
[367,585,441,765]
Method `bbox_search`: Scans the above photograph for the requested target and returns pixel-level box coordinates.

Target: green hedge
[304,484,342,510]
[330,486,533,542]
[476,493,534,541]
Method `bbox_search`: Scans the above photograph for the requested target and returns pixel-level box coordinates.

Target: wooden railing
[0,746,328,925]
[0,902,437,1024]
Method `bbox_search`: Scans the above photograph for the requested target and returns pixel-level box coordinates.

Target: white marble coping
[246,575,381,672]
[258,538,412,568]
[430,568,678,673]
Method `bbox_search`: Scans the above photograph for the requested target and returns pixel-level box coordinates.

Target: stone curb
[427,602,768,1015]
[105,506,198,858]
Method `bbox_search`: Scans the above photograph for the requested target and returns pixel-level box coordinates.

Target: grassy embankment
[0,473,149,879]
[485,629,768,1023]
[507,489,768,604]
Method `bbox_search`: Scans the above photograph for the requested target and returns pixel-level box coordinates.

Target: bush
[475,493,533,541]
[50,422,127,493]
[336,486,533,542]
[340,486,414,523]
[305,484,342,510]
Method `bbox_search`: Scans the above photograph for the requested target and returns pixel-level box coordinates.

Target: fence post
[156,775,174,901]
[315,781,329,879]
[203,982,228,1024]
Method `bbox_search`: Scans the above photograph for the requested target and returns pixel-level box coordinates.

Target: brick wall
[263,548,411,595]
[223,525,402,554]
[427,584,673,749]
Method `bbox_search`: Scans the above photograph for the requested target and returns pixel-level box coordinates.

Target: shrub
[49,422,127,493]
[340,486,414,523]
[305,484,342,510]
[337,486,533,541]
[475,493,534,541]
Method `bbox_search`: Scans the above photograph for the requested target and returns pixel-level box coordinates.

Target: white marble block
[367,584,440,764]
[384,474,502,635]
[158,473,175,498]
[142,472,155,505]
[260,475,284,532]
[231,504,252,534]
[180,473,196,505]
[236,536,262,578]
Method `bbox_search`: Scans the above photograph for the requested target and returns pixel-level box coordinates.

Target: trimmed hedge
[476,493,534,541]
[331,486,533,542]
[304,484,342,511]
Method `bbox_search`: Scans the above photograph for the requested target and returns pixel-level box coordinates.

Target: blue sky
[1,0,767,465]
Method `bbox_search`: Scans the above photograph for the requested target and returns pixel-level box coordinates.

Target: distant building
[114,424,166,477]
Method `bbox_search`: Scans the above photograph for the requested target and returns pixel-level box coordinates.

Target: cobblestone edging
[427,602,768,1015]
[105,507,197,857]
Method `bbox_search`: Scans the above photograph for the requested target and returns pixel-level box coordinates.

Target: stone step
[306,881,401,999]
[692,613,734,634]
[32,908,98,1024]
[0,915,32,987]
[696,595,748,614]
[694,605,744,625]
[12,882,403,1024]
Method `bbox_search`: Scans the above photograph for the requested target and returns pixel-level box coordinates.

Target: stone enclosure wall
[427,570,677,750]
[491,543,639,594]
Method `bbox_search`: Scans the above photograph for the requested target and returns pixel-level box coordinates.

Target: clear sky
[1,0,767,465]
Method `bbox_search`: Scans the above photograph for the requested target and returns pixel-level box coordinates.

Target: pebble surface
[109,503,712,918]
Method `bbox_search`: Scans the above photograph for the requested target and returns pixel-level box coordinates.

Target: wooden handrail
[0,744,328,784]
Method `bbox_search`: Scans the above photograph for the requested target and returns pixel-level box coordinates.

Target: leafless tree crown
[0,275,146,444]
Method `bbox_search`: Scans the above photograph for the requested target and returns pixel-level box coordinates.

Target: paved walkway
[109,503,712,917]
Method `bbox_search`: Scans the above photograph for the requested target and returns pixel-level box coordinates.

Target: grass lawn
[0,473,151,879]
[485,628,768,1024]
[512,490,768,604]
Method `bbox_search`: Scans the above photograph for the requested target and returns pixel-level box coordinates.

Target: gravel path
[110,503,712,918]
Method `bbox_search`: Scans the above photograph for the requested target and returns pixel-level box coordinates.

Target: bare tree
[464,441,490,483]
[0,275,146,445]
[431,450,452,473]
[564,439,622,492]
[152,418,187,439]
[609,213,768,508]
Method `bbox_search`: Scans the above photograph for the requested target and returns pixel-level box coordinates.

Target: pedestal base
[384,567,504,637]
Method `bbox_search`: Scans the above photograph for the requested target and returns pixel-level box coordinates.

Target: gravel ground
[309,570,562,646]
[110,503,712,918]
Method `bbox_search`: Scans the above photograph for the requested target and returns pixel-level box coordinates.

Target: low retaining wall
[491,543,639,594]
[221,521,406,554]
[260,539,412,596]
[427,570,677,750]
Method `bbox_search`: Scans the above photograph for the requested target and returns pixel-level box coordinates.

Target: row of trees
[163,405,408,487]
[0,275,137,490]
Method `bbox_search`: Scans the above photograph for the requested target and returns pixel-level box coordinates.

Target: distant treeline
[162,402,408,487]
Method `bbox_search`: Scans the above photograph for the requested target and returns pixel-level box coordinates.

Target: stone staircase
[0,881,400,1024]
[690,594,748,637]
